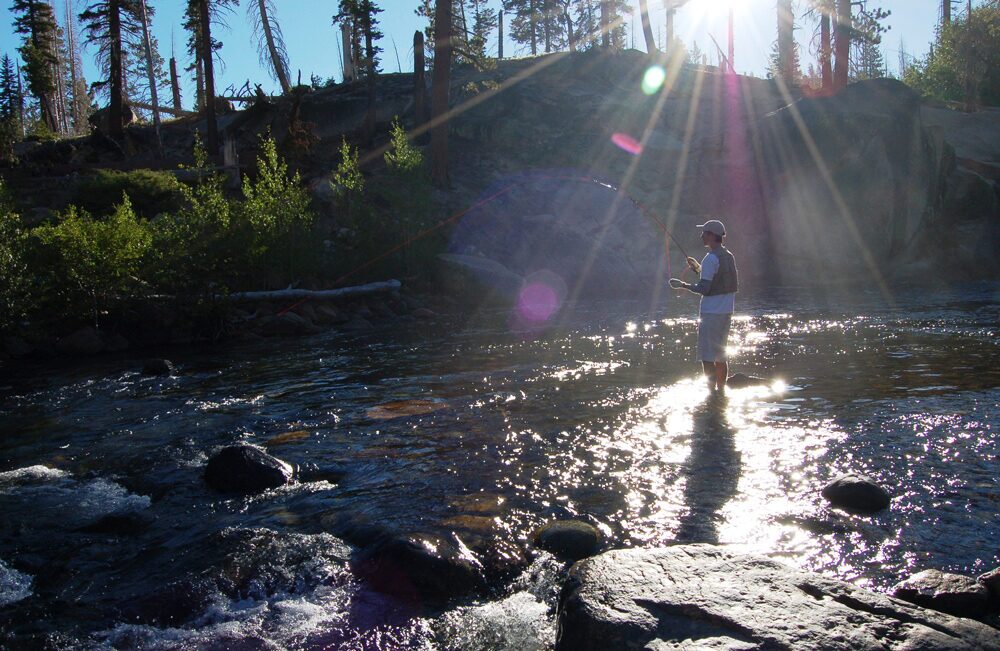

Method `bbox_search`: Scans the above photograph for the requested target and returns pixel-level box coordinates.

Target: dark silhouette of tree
[335,1,382,144]
[249,0,291,94]
[638,0,657,53]
[430,0,452,187]
[10,0,59,131]
[184,0,236,156]
[79,0,143,136]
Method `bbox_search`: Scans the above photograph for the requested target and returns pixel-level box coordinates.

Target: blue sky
[1,1,943,109]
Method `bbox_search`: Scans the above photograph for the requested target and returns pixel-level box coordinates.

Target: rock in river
[821,473,891,513]
[204,445,293,495]
[532,520,603,561]
[354,532,487,606]
[556,545,1000,650]
[891,569,991,618]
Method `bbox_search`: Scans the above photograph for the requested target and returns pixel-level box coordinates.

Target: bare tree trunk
[943,0,951,25]
[139,0,162,155]
[600,1,610,48]
[498,10,504,59]
[65,0,81,131]
[169,57,182,111]
[777,0,794,81]
[341,23,354,82]
[564,6,575,52]
[257,0,291,93]
[530,0,537,55]
[665,7,675,52]
[727,8,734,72]
[195,55,204,110]
[414,31,427,128]
[109,0,124,136]
[430,0,452,187]
[834,0,850,90]
[362,8,376,145]
[639,0,657,54]
[820,11,832,89]
[198,0,219,156]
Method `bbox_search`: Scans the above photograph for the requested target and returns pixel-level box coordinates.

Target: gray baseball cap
[696,219,726,237]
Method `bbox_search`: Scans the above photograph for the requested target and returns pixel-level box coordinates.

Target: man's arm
[670,255,717,294]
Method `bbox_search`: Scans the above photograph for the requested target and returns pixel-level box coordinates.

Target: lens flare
[611,132,643,156]
[642,65,666,95]
[517,282,559,323]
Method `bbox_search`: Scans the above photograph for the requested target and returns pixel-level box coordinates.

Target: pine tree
[62,0,92,135]
[79,0,145,135]
[184,0,237,155]
[468,0,498,59]
[335,1,382,143]
[0,54,23,123]
[10,0,60,131]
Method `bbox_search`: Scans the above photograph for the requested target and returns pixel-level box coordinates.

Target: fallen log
[226,280,401,302]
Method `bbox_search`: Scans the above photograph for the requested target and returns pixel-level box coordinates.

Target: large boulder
[446,174,665,299]
[821,473,891,514]
[892,569,991,618]
[556,545,1000,650]
[204,445,293,495]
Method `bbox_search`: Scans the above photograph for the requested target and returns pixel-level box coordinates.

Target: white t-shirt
[698,251,736,314]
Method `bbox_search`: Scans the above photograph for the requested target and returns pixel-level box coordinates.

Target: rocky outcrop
[892,569,991,618]
[821,473,891,514]
[204,445,293,495]
[556,545,1000,650]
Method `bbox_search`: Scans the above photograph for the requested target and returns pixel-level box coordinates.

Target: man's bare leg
[715,361,728,392]
[702,362,716,390]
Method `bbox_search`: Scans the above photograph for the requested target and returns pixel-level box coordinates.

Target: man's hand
[668,278,685,290]
[686,256,701,274]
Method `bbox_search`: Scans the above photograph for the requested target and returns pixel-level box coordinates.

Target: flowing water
[1,283,999,649]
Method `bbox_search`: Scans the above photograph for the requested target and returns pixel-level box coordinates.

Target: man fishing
[669,219,739,394]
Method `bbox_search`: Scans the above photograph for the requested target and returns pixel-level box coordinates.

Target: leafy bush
[905,5,1000,108]
[240,134,316,287]
[146,137,234,295]
[30,196,151,325]
[0,182,29,330]
[73,168,185,218]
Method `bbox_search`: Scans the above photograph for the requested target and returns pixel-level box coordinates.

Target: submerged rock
[532,520,602,562]
[204,445,293,495]
[556,545,1000,650]
[892,569,990,618]
[821,473,891,513]
[725,373,767,388]
[354,532,487,606]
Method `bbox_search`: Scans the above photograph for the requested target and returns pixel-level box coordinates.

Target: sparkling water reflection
[0,284,998,647]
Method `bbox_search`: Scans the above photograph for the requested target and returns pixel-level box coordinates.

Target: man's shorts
[697,312,732,363]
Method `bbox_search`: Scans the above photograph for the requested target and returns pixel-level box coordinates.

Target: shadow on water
[675,396,742,544]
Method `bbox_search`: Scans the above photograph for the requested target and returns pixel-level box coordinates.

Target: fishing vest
[706,247,739,296]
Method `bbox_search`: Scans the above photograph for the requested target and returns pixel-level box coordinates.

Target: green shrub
[30,196,152,325]
[73,168,185,219]
[146,138,234,295]
[240,134,316,287]
[0,181,29,330]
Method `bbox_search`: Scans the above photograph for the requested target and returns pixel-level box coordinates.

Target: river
[1,283,998,649]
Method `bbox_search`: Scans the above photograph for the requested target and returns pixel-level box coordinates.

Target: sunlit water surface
[1,284,998,649]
